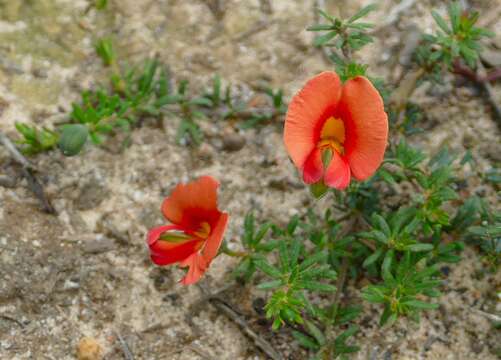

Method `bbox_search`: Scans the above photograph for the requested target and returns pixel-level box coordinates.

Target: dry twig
[471,308,501,323]
[233,20,276,42]
[0,131,55,214]
[0,314,25,328]
[195,283,284,360]
[0,131,31,169]
[115,332,135,360]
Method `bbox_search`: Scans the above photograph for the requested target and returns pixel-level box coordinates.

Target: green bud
[159,231,191,243]
[59,124,89,156]
[310,181,329,199]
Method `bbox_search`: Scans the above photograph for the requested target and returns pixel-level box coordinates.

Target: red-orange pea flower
[147,176,229,285]
[284,71,388,190]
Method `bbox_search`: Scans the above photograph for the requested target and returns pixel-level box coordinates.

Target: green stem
[221,244,248,258]
[322,215,358,359]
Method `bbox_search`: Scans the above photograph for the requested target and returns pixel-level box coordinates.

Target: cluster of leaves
[94,0,108,11]
[234,139,486,357]
[234,213,360,359]
[15,40,285,155]
[309,5,375,53]
[455,198,501,270]
[308,4,377,81]
[415,1,494,80]
[15,123,59,155]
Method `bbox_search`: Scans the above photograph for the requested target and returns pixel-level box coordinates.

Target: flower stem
[322,215,358,359]
[221,244,248,258]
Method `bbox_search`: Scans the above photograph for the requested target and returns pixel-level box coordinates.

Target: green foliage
[416,2,494,72]
[15,123,59,155]
[67,59,170,152]
[95,0,108,10]
[254,225,337,330]
[234,141,475,356]
[362,252,441,326]
[308,5,375,52]
[328,53,368,82]
[95,38,115,67]
[15,39,287,155]
[382,142,460,234]
[467,209,501,270]
[308,4,376,79]
[292,323,360,359]
[359,208,432,268]
[235,216,332,324]
[232,213,274,281]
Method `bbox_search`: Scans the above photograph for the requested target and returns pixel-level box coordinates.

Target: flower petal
[149,240,200,266]
[202,212,229,265]
[338,76,388,180]
[179,253,208,285]
[303,148,324,184]
[148,225,201,265]
[161,176,220,229]
[284,71,342,170]
[324,152,351,190]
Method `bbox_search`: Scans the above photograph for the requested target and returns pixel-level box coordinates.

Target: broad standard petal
[338,76,388,180]
[161,176,221,229]
[284,72,342,170]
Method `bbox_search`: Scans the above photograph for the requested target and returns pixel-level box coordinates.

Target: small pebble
[0,175,16,188]
[197,142,214,161]
[77,337,102,360]
[222,132,246,152]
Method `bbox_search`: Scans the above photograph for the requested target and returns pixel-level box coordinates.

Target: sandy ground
[0,0,500,359]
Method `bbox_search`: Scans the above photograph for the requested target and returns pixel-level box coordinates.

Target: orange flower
[284,72,388,190]
[147,176,229,285]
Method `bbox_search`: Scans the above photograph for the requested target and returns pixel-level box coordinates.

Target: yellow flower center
[318,116,345,155]
[193,221,211,239]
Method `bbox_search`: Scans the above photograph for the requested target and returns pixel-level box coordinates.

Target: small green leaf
[95,38,115,66]
[307,24,334,31]
[292,331,319,350]
[363,248,383,267]
[255,259,282,278]
[189,97,213,107]
[305,320,326,345]
[257,280,283,290]
[382,249,394,276]
[310,181,329,199]
[59,124,89,156]
[301,281,336,293]
[372,213,391,236]
[95,0,108,10]
[431,10,451,34]
[348,4,377,23]
[314,31,337,47]
[407,243,434,252]
[448,2,461,33]
[361,286,385,303]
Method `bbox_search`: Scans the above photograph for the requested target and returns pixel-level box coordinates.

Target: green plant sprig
[15,40,286,155]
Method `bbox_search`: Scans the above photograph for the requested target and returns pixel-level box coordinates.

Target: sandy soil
[0,0,500,359]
